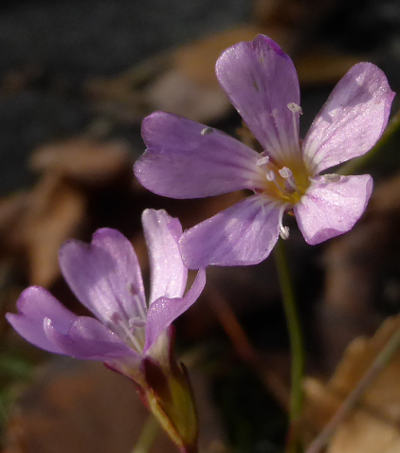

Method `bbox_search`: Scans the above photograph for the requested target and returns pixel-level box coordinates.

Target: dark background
[0,1,399,452]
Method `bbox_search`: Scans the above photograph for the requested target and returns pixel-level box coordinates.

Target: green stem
[274,239,305,452]
[306,327,400,453]
[131,415,159,453]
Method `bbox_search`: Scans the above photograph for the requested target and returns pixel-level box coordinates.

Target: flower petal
[43,316,136,361]
[294,174,373,245]
[144,269,206,351]
[6,286,75,354]
[216,34,301,163]
[134,111,260,198]
[142,209,188,304]
[303,63,395,174]
[59,228,147,326]
[179,195,282,268]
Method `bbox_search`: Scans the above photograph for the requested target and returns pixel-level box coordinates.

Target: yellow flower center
[255,154,311,206]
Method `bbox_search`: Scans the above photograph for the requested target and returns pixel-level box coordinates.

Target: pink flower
[6,209,205,381]
[7,209,205,451]
[134,35,394,268]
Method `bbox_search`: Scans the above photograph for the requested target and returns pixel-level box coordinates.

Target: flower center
[108,312,146,353]
[255,153,311,205]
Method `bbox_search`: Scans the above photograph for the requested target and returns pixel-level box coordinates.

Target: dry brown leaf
[144,69,229,124]
[0,137,135,287]
[30,138,132,184]
[173,25,262,87]
[86,0,367,126]
[19,173,86,286]
[303,316,400,453]
[87,25,268,123]
[0,192,28,249]
[143,25,263,123]
[0,138,133,287]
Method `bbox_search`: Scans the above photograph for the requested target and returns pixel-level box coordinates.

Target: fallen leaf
[0,192,28,252]
[87,25,266,123]
[21,173,86,286]
[143,69,229,124]
[303,316,400,453]
[173,25,262,87]
[30,138,132,185]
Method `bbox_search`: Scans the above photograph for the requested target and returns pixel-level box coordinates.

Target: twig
[131,414,159,453]
[209,285,289,411]
[305,327,400,453]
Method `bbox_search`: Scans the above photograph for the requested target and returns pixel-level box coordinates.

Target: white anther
[256,155,270,166]
[109,312,144,353]
[287,102,303,114]
[278,166,293,179]
[323,174,342,183]
[278,166,297,191]
[201,127,213,136]
[129,317,146,329]
[279,224,290,240]
[266,170,275,181]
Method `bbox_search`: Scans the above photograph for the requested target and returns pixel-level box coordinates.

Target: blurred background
[0,1,399,452]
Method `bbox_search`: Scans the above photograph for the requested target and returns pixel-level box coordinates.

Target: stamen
[287,103,302,150]
[266,170,275,181]
[109,312,144,353]
[279,224,290,240]
[278,205,290,240]
[201,127,213,136]
[278,166,293,179]
[287,102,303,114]
[323,174,342,183]
[279,166,297,192]
[129,317,146,328]
[256,155,270,167]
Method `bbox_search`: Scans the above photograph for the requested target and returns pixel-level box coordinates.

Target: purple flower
[134,35,395,268]
[6,209,206,381]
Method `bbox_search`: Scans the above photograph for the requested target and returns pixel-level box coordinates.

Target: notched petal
[59,228,146,325]
[303,63,395,174]
[216,34,301,162]
[6,286,76,353]
[135,111,260,198]
[294,174,373,245]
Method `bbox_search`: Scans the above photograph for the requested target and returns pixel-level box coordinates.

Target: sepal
[139,329,198,452]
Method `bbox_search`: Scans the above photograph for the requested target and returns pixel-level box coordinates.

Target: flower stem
[131,415,159,453]
[305,326,400,453]
[274,239,305,453]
